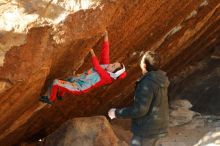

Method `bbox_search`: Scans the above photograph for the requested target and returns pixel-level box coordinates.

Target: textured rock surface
[169,99,197,127]
[170,49,220,115]
[170,99,193,109]
[169,107,197,127]
[36,116,127,146]
[111,119,132,144]
[0,0,219,145]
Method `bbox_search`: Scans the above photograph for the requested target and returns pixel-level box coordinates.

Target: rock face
[0,0,219,145]
[111,119,132,145]
[169,99,197,127]
[37,116,127,146]
[170,49,220,115]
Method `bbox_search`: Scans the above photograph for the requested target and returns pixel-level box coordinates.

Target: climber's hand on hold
[89,48,95,57]
[103,30,108,41]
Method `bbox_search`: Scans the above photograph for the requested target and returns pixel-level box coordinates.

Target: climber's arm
[90,49,107,77]
[90,48,96,57]
[100,31,110,64]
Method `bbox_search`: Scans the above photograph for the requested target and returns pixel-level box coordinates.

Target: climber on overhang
[40,31,127,104]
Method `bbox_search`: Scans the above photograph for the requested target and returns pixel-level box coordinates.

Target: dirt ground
[112,115,220,146]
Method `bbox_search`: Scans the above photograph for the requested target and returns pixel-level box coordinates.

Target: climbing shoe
[56,92,63,101]
[39,96,52,104]
[57,95,63,101]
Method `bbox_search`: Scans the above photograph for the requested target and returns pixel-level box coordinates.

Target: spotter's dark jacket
[115,70,170,138]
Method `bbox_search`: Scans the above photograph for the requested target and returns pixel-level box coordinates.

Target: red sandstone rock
[0,0,219,145]
[37,116,127,146]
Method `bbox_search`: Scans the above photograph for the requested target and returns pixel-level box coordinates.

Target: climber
[40,31,127,104]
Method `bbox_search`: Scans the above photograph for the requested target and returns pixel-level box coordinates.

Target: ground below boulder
[21,100,220,146]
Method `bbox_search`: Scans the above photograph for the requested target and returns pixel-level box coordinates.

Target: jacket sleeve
[100,40,110,64]
[115,79,154,118]
[92,56,108,78]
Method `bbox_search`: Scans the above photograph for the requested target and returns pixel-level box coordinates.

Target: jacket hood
[145,70,170,87]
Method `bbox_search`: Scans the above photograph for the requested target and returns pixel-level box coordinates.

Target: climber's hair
[141,51,161,72]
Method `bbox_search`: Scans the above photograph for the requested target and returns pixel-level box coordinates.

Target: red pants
[48,79,85,102]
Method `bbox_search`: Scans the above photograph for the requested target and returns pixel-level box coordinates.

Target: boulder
[169,100,197,127]
[170,99,193,110]
[38,116,128,146]
[0,0,219,145]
